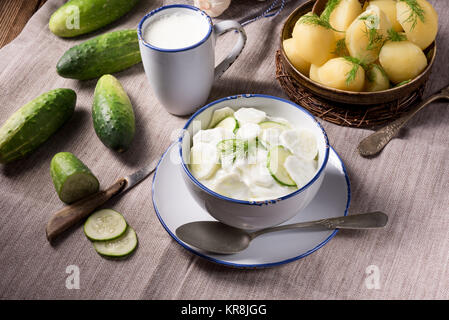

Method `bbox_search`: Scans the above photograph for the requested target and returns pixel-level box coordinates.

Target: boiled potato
[309,64,321,83]
[364,63,390,92]
[283,38,311,76]
[370,0,403,32]
[345,5,392,64]
[292,14,336,66]
[318,57,365,91]
[328,0,363,40]
[396,0,438,50]
[379,40,428,84]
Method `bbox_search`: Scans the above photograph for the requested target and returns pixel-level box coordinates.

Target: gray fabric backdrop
[0,0,447,299]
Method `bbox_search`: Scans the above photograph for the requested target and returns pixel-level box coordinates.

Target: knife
[46,161,157,243]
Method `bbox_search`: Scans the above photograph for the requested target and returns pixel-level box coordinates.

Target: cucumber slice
[208,107,235,128]
[217,139,248,164]
[50,152,100,204]
[267,146,297,187]
[189,144,219,179]
[214,116,239,133]
[84,209,127,241]
[259,121,289,131]
[280,129,318,161]
[234,108,266,124]
[93,226,138,257]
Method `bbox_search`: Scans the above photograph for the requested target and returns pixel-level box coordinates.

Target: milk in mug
[143,11,210,49]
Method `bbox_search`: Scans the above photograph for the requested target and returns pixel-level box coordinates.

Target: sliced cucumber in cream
[190,144,219,180]
[267,146,297,187]
[208,107,235,128]
[284,155,317,188]
[234,108,266,124]
[280,129,318,161]
[84,209,127,241]
[259,121,289,131]
[217,139,248,165]
[93,226,138,257]
[214,116,239,133]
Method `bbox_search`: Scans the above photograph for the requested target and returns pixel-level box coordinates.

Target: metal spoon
[358,84,449,157]
[175,211,388,254]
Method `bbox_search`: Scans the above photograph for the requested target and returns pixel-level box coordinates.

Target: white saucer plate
[152,143,350,268]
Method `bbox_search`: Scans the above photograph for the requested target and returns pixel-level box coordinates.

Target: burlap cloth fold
[0,0,447,299]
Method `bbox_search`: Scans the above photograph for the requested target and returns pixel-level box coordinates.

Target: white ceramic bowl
[179,94,329,230]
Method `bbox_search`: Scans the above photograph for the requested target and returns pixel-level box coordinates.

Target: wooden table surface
[0,0,47,49]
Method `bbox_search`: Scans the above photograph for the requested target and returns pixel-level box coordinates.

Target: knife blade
[122,160,158,193]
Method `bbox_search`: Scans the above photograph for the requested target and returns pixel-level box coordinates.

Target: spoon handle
[358,89,449,157]
[251,212,388,238]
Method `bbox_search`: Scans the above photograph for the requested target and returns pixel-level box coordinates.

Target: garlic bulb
[194,0,231,17]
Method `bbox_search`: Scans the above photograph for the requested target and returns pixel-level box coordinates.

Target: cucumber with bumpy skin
[84,209,127,241]
[56,29,141,80]
[49,0,140,38]
[93,74,136,152]
[50,152,99,204]
[0,89,76,164]
[93,226,138,257]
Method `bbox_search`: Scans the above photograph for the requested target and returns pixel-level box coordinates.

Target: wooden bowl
[279,0,436,105]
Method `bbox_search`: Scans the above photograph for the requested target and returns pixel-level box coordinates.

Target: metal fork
[358,84,449,157]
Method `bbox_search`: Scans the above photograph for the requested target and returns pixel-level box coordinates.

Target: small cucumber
[214,117,239,133]
[56,29,141,80]
[93,226,138,257]
[92,74,135,152]
[50,152,99,204]
[49,0,140,38]
[84,209,127,241]
[267,146,297,187]
[0,89,76,164]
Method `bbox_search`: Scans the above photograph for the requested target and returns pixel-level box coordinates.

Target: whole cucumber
[49,0,140,38]
[50,152,100,204]
[93,75,135,152]
[0,89,76,164]
[56,29,141,80]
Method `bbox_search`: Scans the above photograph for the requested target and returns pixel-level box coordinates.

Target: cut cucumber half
[92,226,138,257]
[50,152,100,204]
[259,121,289,131]
[214,116,239,133]
[267,146,297,187]
[84,209,127,241]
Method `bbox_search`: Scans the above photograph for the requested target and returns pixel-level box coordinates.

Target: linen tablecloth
[0,0,448,299]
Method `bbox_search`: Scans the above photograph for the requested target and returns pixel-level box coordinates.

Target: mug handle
[213,20,247,80]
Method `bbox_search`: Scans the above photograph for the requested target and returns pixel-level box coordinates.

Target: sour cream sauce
[189,108,318,201]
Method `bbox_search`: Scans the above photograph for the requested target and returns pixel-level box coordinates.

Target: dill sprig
[298,13,337,31]
[395,79,412,87]
[366,64,388,83]
[399,0,425,30]
[320,0,341,22]
[359,14,385,51]
[387,28,407,42]
[332,38,349,56]
[343,56,365,85]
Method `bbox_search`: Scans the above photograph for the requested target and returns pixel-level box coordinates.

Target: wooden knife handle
[46,178,127,243]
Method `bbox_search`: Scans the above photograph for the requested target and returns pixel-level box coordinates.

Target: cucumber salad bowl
[179,94,329,230]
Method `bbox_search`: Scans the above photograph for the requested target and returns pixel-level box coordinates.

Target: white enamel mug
[138,4,247,115]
